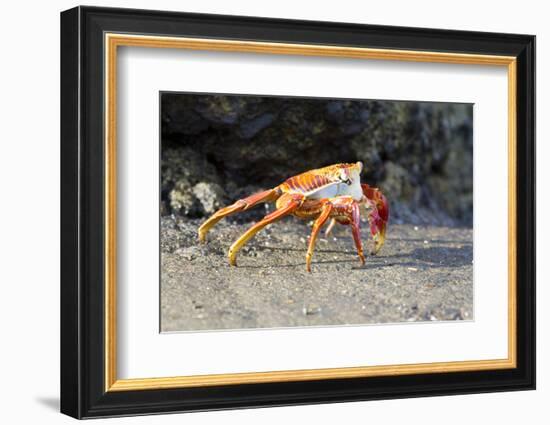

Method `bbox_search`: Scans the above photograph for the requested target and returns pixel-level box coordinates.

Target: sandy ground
[161,217,473,332]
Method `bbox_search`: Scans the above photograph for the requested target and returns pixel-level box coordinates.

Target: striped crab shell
[279,161,364,201]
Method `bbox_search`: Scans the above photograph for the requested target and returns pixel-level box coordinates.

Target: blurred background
[161,93,473,226]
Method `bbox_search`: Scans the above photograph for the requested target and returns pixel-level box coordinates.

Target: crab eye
[339,169,347,181]
[339,169,352,185]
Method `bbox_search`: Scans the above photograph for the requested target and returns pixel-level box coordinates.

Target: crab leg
[349,201,366,265]
[330,197,365,266]
[198,188,280,242]
[228,193,304,266]
[324,218,337,236]
[306,202,333,272]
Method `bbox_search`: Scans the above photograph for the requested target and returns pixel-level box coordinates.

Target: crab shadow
[397,246,472,268]
[238,245,472,270]
[348,245,473,270]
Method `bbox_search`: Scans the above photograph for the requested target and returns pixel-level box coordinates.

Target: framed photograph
[60,6,535,419]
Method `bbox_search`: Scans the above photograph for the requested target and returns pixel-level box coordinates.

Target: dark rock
[238,113,275,138]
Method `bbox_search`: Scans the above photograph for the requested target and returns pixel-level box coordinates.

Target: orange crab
[198,162,389,272]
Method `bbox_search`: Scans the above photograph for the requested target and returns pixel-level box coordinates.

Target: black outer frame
[60,5,535,419]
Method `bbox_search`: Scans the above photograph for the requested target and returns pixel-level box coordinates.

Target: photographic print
[160,93,473,332]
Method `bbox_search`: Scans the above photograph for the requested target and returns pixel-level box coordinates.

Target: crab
[198,162,389,272]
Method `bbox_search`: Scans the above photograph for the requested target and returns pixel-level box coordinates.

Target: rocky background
[161,93,473,226]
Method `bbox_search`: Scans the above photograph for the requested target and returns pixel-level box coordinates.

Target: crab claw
[361,184,389,255]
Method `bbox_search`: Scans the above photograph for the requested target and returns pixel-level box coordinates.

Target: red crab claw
[361,184,389,255]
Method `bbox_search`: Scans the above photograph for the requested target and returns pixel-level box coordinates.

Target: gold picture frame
[104,34,517,392]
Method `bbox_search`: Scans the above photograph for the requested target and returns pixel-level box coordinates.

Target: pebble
[175,246,199,261]
[302,305,322,315]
